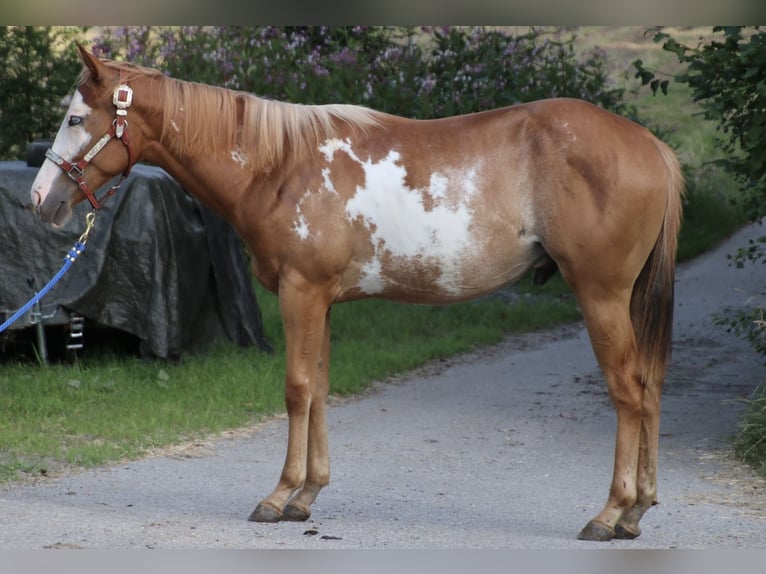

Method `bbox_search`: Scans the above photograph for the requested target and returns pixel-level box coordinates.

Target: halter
[45,71,135,210]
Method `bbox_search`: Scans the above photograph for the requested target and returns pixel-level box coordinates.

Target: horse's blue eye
[68,116,83,127]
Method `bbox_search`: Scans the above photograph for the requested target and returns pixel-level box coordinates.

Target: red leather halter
[45,71,135,210]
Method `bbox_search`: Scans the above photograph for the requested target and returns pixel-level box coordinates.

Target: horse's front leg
[282,307,333,521]
[249,281,330,523]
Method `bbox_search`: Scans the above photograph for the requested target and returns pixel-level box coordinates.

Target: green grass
[0,347,285,480]
[733,382,766,476]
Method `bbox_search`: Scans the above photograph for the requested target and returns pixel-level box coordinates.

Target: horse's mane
[85,60,382,172]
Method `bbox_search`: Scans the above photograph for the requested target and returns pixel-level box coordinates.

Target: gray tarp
[0,161,271,359]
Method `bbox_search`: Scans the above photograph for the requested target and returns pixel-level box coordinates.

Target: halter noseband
[45,71,135,210]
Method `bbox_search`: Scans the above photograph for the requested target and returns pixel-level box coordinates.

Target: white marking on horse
[319,138,360,163]
[31,90,93,206]
[559,119,576,143]
[290,165,340,242]
[320,138,481,295]
[321,168,336,194]
[358,258,386,294]
[429,173,449,201]
[230,149,248,167]
[293,205,310,241]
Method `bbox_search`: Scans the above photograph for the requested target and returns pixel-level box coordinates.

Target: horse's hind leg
[612,373,663,539]
[573,285,645,542]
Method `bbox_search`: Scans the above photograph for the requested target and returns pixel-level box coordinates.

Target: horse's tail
[631,139,685,386]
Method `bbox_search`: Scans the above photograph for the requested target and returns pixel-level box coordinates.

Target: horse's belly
[348,228,539,303]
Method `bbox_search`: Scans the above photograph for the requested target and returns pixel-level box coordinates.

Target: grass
[734,382,766,476]
[0,342,286,480]
[0,26,754,481]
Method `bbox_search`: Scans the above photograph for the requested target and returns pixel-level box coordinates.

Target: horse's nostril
[32,189,42,207]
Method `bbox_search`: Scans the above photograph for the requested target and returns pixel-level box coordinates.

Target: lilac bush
[92,26,629,119]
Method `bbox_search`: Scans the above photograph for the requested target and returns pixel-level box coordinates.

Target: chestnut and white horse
[31,46,683,541]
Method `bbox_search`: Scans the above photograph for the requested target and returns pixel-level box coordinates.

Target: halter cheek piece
[45,71,135,210]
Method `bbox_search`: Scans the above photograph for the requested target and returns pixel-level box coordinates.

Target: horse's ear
[76,43,106,85]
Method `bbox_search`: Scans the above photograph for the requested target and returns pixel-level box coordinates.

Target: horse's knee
[284,379,312,414]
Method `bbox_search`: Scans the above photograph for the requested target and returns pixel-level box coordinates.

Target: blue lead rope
[0,212,95,334]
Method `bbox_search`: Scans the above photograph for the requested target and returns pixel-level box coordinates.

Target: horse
[30,45,683,542]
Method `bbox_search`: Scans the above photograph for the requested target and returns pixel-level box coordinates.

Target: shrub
[0,26,84,160]
[636,26,766,475]
[90,26,629,118]
[1,26,631,161]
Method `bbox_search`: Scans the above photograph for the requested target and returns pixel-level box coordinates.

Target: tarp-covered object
[0,161,271,359]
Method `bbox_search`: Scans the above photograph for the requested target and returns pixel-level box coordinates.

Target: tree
[635,26,766,471]
[635,26,766,353]
[0,27,85,160]
[635,26,766,223]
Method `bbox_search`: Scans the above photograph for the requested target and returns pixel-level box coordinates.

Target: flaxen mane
[85,60,381,172]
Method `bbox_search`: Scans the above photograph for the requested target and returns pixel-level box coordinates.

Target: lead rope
[0,211,96,333]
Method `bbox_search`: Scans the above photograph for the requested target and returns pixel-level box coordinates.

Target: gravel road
[1,224,765,549]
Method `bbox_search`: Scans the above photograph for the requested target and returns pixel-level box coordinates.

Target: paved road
[1,225,765,549]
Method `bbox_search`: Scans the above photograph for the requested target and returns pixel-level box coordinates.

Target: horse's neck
[159,146,242,210]
[137,80,281,229]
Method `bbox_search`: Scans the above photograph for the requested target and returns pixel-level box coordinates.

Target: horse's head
[31,45,141,226]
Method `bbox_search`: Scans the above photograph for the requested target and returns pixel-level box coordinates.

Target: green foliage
[0,27,85,160]
[635,26,766,223]
[0,25,629,157]
[731,234,766,269]
[676,164,745,261]
[732,382,766,476]
[635,26,766,475]
[90,26,628,119]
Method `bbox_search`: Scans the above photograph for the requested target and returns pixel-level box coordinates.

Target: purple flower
[330,47,358,66]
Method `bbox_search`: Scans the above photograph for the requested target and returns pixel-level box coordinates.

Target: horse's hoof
[283,503,311,522]
[614,522,641,540]
[248,503,283,523]
[577,520,615,541]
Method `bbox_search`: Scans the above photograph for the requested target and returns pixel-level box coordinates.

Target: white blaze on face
[30,90,93,207]
[319,137,480,295]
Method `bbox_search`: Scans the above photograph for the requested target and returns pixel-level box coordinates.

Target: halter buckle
[113,84,133,110]
[67,163,84,181]
[114,118,128,139]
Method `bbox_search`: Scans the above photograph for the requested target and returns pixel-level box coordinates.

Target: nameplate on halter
[83,133,113,162]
